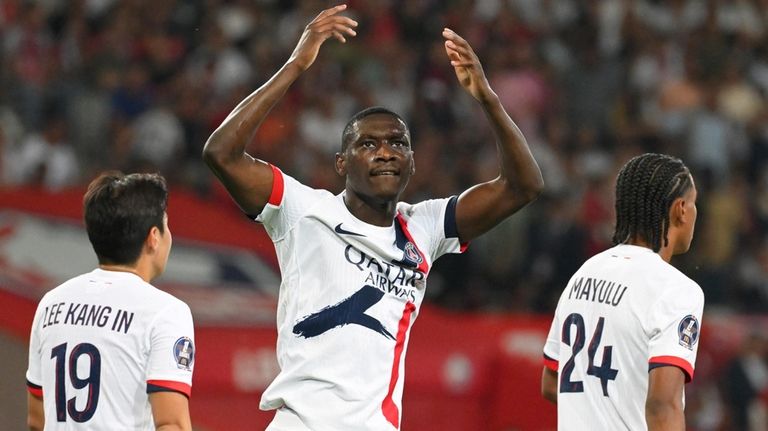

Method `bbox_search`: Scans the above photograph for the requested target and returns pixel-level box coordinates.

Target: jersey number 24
[560,313,618,397]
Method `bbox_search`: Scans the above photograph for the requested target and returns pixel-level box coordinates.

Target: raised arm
[202,5,357,215]
[442,28,544,243]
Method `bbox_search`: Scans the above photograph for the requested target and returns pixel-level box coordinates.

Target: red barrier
[2,187,763,431]
[0,185,278,268]
[188,308,556,431]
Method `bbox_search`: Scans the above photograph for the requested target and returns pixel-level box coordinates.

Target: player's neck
[99,261,153,283]
[343,192,397,227]
[625,238,673,263]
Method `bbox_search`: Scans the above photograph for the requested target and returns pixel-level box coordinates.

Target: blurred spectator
[129,101,184,172]
[0,0,766,315]
[8,110,79,190]
[723,331,768,431]
[3,5,767,431]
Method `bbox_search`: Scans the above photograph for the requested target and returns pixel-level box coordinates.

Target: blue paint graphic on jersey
[293,285,395,340]
[677,315,699,350]
[173,337,195,370]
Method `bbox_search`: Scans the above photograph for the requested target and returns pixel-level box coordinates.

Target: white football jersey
[26,269,195,430]
[543,244,704,430]
[256,166,464,431]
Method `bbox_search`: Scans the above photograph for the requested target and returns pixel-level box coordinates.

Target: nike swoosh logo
[334,223,365,237]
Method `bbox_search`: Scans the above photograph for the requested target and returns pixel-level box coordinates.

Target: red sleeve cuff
[27,380,43,398]
[649,355,694,383]
[147,380,192,398]
[268,164,284,206]
[543,354,558,372]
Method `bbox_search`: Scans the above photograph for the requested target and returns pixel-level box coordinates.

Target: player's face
[674,177,697,254]
[339,114,414,202]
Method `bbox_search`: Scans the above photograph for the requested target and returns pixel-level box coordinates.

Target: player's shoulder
[655,259,703,297]
[587,245,701,291]
[396,196,455,219]
[135,281,191,314]
[281,170,335,199]
[37,271,95,304]
[39,270,190,312]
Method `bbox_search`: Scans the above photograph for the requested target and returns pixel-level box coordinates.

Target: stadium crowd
[0,0,768,311]
[1,0,767,313]
[0,0,768,318]
[2,1,768,430]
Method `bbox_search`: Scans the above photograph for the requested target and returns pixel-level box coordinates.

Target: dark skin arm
[27,392,44,431]
[541,366,558,404]
[442,29,544,243]
[646,366,686,431]
[202,5,358,215]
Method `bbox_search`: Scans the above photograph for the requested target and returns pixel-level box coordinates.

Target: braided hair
[612,153,693,252]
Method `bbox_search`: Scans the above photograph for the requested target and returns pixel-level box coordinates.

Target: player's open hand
[443,28,493,103]
[288,4,357,72]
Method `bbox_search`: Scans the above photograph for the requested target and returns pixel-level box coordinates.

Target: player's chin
[675,240,693,255]
[375,176,410,193]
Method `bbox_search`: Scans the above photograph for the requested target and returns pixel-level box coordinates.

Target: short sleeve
[543,309,561,372]
[146,300,195,397]
[25,302,44,396]
[646,283,704,382]
[254,165,329,241]
[405,196,466,260]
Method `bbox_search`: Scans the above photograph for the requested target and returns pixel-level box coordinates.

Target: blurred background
[1,0,767,430]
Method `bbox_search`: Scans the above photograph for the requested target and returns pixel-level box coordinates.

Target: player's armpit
[646,366,685,431]
[149,391,192,431]
[27,392,44,431]
[541,367,558,404]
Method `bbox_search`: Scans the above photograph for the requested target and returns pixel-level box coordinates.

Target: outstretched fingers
[443,28,476,62]
[307,15,357,42]
[313,20,358,42]
[313,4,348,21]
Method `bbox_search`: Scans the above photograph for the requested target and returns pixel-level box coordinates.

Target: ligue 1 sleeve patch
[173,337,195,370]
[677,315,699,350]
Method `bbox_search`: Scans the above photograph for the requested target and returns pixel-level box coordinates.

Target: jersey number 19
[51,342,101,422]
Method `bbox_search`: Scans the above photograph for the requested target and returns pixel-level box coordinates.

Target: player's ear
[669,197,685,226]
[146,226,161,252]
[410,153,415,175]
[335,152,346,176]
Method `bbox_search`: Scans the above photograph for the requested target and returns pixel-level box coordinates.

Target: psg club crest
[677,315,699,350]
[173,337,195,370]
[404,242,423,265]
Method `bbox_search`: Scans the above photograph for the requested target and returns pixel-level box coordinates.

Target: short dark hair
[612,153,693,252]
[83,171,168,265]
[341,106,408,151]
